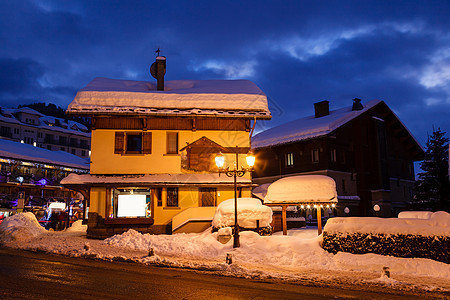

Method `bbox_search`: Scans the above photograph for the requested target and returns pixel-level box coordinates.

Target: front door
[199,188,216,207]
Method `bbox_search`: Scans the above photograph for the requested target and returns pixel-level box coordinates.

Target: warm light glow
[326,204,330,208]
[300,205,304,209]
[246,152,255,167]
[306,205,311,209]
[215,153,225,168]
[331,204,336,208]
[313,204,317,208]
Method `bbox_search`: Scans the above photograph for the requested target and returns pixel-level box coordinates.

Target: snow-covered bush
[322,211,450,263]
[211,197,272,235]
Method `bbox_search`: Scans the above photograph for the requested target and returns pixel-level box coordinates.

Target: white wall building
[0,107,90,159]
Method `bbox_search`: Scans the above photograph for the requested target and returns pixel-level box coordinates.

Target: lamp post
[215,147,255,248]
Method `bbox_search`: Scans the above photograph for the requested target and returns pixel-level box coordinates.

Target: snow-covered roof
[0,108,90,137]
[0,138,90,170]
[252,100,381,149]
[15,107,44,117]
[67,77,271,119]
[264,175,337,204]
[61,173,251,186]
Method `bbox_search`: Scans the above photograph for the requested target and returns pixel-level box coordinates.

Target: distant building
[0,107,90,159]
[252,99,424,217]
[0,138,89,209]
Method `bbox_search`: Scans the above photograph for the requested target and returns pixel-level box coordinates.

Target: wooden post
[317,206,322,235]
[282,205,287,235]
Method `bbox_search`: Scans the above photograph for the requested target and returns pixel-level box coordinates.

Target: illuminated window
[111,188,151,218]
[126,133,142,154]
[285,153,294,167]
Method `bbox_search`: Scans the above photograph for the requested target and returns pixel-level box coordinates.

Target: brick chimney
[314,101,330,118]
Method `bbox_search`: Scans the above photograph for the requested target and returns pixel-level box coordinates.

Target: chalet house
[62,57,271,239]
[252,99,424,217]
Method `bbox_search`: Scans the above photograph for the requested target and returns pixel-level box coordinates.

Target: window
[115,132,152,155]
[199,188,216,206]
[285,153,294,167]
[331,149,337,162]
[72,149,76,155]
[126,133,142,153]
[14,128,20,134]
[167,132,178,154]
[155,188,163,207]
[166,187,178,207]
[312,149,319,163]
[110,188,152,219]
[47,145,52,150]
[81,150,86,157]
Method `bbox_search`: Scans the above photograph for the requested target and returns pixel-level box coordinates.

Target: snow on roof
[264,175,338,204]
[324,211,450,236]
[61,172,251,186]
[0,138,90,170]
[67,77,271,119]
[212,197,272,228]
[0,108,90,137]
[15,107,44,117]
[252,100,381,149]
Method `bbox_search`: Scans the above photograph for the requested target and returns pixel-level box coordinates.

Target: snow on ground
[0,212,449,295]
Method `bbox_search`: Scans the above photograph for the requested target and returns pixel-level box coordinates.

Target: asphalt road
[0,247,435,299]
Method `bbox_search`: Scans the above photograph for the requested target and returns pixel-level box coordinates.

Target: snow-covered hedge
[322,211,450,263]
[211,198,272,235]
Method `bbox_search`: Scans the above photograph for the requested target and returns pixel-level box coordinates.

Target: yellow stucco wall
[90,129,252,174]
[88,128,253,226]
[90,186,251,225]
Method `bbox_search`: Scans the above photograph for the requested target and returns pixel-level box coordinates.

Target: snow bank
[212,198,272,228]
[0,212,46,243]
[324,211,450,236]
[398,211,434,219]
[264,175,337,203]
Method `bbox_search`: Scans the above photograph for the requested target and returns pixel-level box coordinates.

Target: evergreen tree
[414,128,449,211]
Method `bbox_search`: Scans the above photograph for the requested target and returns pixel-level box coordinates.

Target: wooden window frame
[105,188,154,225]
[166,187,179,207]
[166,132,179,154]
[199,188,217,207]
[115,131,152,155]
[312,149,319,163]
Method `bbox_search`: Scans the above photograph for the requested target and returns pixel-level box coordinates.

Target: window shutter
[143,132,152,154]
[114,132,124,154]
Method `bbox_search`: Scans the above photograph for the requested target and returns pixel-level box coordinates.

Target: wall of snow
[322,211,450,263]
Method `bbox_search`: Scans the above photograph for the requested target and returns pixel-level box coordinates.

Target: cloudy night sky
[1,0,449,145]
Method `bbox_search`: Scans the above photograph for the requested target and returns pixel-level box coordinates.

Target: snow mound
[398,211,433,219]
[324,211,450,236]
[64,220,87,233]
[212,198,272,228]
[264,175,337,203]
[0,212,46,243]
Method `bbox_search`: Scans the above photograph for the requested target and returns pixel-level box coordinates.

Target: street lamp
[215,148,255,248]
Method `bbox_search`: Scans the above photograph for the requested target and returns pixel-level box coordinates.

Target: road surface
[0,247,440,299]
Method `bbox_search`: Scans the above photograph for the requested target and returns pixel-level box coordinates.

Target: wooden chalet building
[62,57,271,238]
[252,99,424,217]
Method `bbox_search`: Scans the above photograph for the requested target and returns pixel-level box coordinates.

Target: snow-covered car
[211,197,273,235]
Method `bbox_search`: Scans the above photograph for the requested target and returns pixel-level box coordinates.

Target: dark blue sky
[1,0,449,146]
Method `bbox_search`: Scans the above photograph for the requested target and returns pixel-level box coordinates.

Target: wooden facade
[253,101,424,217]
